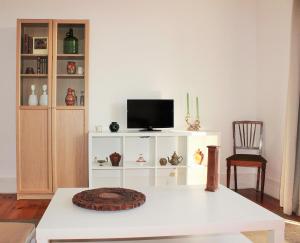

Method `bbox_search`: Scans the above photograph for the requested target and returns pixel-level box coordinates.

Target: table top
[37,185,284,240]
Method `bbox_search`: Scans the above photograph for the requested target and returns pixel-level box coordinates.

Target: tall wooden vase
[205,146,219,192]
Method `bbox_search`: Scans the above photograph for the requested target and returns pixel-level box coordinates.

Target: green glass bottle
[63,28,78,54]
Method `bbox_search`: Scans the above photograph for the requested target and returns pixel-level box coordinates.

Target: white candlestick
[187,93,190,116]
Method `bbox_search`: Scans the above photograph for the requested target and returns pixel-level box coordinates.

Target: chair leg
[227,163,231,188]
[261,164,266,202]
[256,167,261,191]
[234,165,237,192]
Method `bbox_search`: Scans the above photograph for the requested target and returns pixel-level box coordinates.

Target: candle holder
[185,114,201,131]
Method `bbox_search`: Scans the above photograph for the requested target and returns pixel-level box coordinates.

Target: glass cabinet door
[54,23,86,107]
[19,21,51,107]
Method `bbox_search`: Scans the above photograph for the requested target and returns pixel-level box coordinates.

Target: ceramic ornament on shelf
[28,84,38,106]
[39,84,48,106]
[185,92,201,131]
[65,88,75,106]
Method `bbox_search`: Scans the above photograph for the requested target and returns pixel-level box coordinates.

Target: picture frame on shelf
[33,37,48,54]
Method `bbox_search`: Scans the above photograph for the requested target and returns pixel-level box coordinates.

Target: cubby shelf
[92,162,123,170]
[157,165,187,169]
[89,130,220,188]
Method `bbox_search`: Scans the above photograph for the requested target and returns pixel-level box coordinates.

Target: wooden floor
[0,189,299,224]
[238,188,300,222]
[0,194,49,224]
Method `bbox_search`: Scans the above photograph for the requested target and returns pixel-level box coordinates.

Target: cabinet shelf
[21,74,48,78]
[19,106,48,110]
[57,74,84,78]
[21,54,48,58]
[57,54,84,58]
[55,106,85,110]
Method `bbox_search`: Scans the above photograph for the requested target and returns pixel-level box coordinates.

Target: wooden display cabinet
[16,19,89,199]
[52,20,89,190]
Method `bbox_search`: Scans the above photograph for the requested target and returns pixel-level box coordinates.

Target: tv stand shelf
[88,130,220,188]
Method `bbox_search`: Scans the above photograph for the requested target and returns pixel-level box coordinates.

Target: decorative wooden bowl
[72,188,146,211]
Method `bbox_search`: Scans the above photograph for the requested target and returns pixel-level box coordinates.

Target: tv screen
[127,99,174,131]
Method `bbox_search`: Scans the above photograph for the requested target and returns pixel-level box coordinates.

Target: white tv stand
[88,130,220,188]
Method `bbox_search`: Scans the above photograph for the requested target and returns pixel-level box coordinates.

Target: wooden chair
[226,121,267,201]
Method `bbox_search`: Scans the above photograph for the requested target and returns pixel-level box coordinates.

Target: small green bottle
[63,28,78,54]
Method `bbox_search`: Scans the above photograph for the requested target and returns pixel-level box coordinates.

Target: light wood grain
[16,20,21,195]
[17,19,53,197]
[20,74,48,77]
[52,21,58,107]
[19,106,48,110]
[55,106,85,110]
[57,54,84,57]
[21,54,48,57]
[17,19,89,198]
[17,19,51,24]
[19,109,51,193]
[84,21,89,182]
[53,109,88,189]
[17,193,53,200]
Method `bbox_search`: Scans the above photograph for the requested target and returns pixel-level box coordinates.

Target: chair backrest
[232,121,263,155]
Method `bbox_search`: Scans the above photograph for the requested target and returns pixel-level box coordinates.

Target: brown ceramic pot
[65,88,75,106]
[159,158,167,166]
[109,152,121,166]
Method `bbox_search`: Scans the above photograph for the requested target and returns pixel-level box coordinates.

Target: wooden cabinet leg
[261,164,266,202]
[227,162,231,188]
[234,165,237,191]
[256,167,261,191]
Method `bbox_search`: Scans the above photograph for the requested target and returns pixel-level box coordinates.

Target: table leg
[267,228,284,243]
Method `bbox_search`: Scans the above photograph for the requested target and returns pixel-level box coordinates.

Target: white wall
[0,0,261,192]
[256,0,293,198]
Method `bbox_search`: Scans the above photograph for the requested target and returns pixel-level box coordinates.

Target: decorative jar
[65,88,75,106]
[109,122,119,132]
[63,28,78,54]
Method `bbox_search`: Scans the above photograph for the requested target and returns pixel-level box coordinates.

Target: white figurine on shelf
[28,84,38,106]
[39,84,48,106]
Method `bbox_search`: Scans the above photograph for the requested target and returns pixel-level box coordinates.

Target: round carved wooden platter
[72,188,146,211]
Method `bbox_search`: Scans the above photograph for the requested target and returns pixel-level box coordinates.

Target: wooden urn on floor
[205,146,219,192]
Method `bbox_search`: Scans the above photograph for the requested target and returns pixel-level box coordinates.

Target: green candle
[187,93,190,115]
[196,96,199,120]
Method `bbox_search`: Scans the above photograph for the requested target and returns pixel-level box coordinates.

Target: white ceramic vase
[28,84,38,106]
[39,84,48,106]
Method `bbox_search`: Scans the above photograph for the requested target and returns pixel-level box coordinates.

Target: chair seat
[226,154,267,163]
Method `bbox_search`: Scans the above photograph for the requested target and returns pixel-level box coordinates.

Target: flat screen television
[127,99,174,131]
